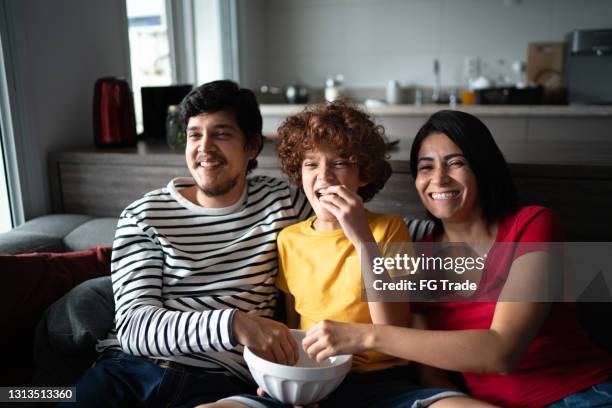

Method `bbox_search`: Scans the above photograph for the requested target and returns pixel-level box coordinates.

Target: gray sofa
[0,214,117,386]
[3,214,609,389]
[0,214,117,254]
[0,214,436,386]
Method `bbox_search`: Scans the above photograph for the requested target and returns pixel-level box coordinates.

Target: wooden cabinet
[56,162,190,217]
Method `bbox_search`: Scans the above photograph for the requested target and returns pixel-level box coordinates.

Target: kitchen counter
[260,104,612,142]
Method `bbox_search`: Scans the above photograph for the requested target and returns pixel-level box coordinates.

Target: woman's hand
[318,185,374,246]
[302,320,373,362]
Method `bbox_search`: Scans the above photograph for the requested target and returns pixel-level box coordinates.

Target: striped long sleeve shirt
[97,176,311,380]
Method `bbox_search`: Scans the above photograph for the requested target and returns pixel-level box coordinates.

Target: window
[126,0,173,134]
[125,0,238,134]
[0,127,11,232]
[0,14,16,232]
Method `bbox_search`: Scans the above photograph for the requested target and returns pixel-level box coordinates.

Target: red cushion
[0,246,112,385]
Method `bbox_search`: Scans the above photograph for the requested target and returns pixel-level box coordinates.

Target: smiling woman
[298,110,612,408]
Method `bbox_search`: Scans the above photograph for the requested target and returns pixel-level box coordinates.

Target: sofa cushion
[0,231,64,254]
[14,214,94,238]
[33,276,114,386]
[64,218,117,251]
[0,214,95,254]
[405,218,434,242]
[0,247,112,385]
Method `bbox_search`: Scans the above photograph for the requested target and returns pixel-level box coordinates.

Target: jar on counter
[324,74,345,103]
[386,80,402,105]
[166,105,185,150]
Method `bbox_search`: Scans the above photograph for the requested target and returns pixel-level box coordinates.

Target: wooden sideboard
[50,138,612,241]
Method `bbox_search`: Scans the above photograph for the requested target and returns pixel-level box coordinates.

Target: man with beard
[68,81,311,407]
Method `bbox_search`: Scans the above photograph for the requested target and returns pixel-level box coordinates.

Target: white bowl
[244,329,352,405]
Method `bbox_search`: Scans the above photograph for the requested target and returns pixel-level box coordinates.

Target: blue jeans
[59,351,255,407]
[548,381,612,408]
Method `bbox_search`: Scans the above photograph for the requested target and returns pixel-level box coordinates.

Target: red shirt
[420,206,612,407]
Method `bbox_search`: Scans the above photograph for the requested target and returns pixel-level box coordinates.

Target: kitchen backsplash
[239,0,612,91]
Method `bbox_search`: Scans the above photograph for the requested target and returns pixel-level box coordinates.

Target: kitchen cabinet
[261,104,612,142]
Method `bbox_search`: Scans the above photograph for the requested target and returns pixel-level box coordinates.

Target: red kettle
[93,77,137,147]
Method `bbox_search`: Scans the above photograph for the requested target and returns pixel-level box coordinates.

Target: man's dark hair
[180,80,263,172]
[410,110,519,231]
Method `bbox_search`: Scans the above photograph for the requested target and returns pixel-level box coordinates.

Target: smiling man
[67,81,311,407]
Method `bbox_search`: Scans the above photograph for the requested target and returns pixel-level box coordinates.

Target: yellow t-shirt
[276,211,411,373]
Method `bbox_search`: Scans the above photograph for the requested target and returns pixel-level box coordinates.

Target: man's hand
[318,185,374,246]
[232,311,298,365]
[302,320,372,362]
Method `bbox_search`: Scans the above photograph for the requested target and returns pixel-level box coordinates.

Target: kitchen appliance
[474,86,543,105]
[432,59,448,104]
[565,29,612,105]
[93,77,137,148]
[527,43,563,88]
[285,85,309,104]
[141,85,192,138]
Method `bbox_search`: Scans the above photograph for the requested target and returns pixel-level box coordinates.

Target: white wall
[2,0,130,220]
[237,0,267,88]
[244,0,612,89]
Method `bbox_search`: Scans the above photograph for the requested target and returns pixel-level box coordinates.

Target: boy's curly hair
[276,102,391,202]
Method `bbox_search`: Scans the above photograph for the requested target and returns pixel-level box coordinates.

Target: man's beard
[197,174,240,197]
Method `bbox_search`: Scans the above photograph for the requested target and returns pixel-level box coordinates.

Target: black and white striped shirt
[97,176,310,381]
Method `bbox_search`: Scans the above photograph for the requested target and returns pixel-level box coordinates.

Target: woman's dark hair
[410,110,519,230]
[180,80,263,172]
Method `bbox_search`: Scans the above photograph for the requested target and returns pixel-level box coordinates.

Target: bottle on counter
[414,88,423,106]
[386,80,402,105]
[324,74,344,103]
[166,105,185,150]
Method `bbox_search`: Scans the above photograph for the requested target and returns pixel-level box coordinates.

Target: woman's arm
[303,251,553,374]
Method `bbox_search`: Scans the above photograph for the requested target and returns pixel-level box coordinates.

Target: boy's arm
[362,243,411,327]
[366,217,412,327]
[318,186,411,326]
[275,230,300,330]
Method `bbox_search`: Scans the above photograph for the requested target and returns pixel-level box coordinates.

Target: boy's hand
[318,185,374,245]
[302,320,372,362]
[232,311,298,365]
